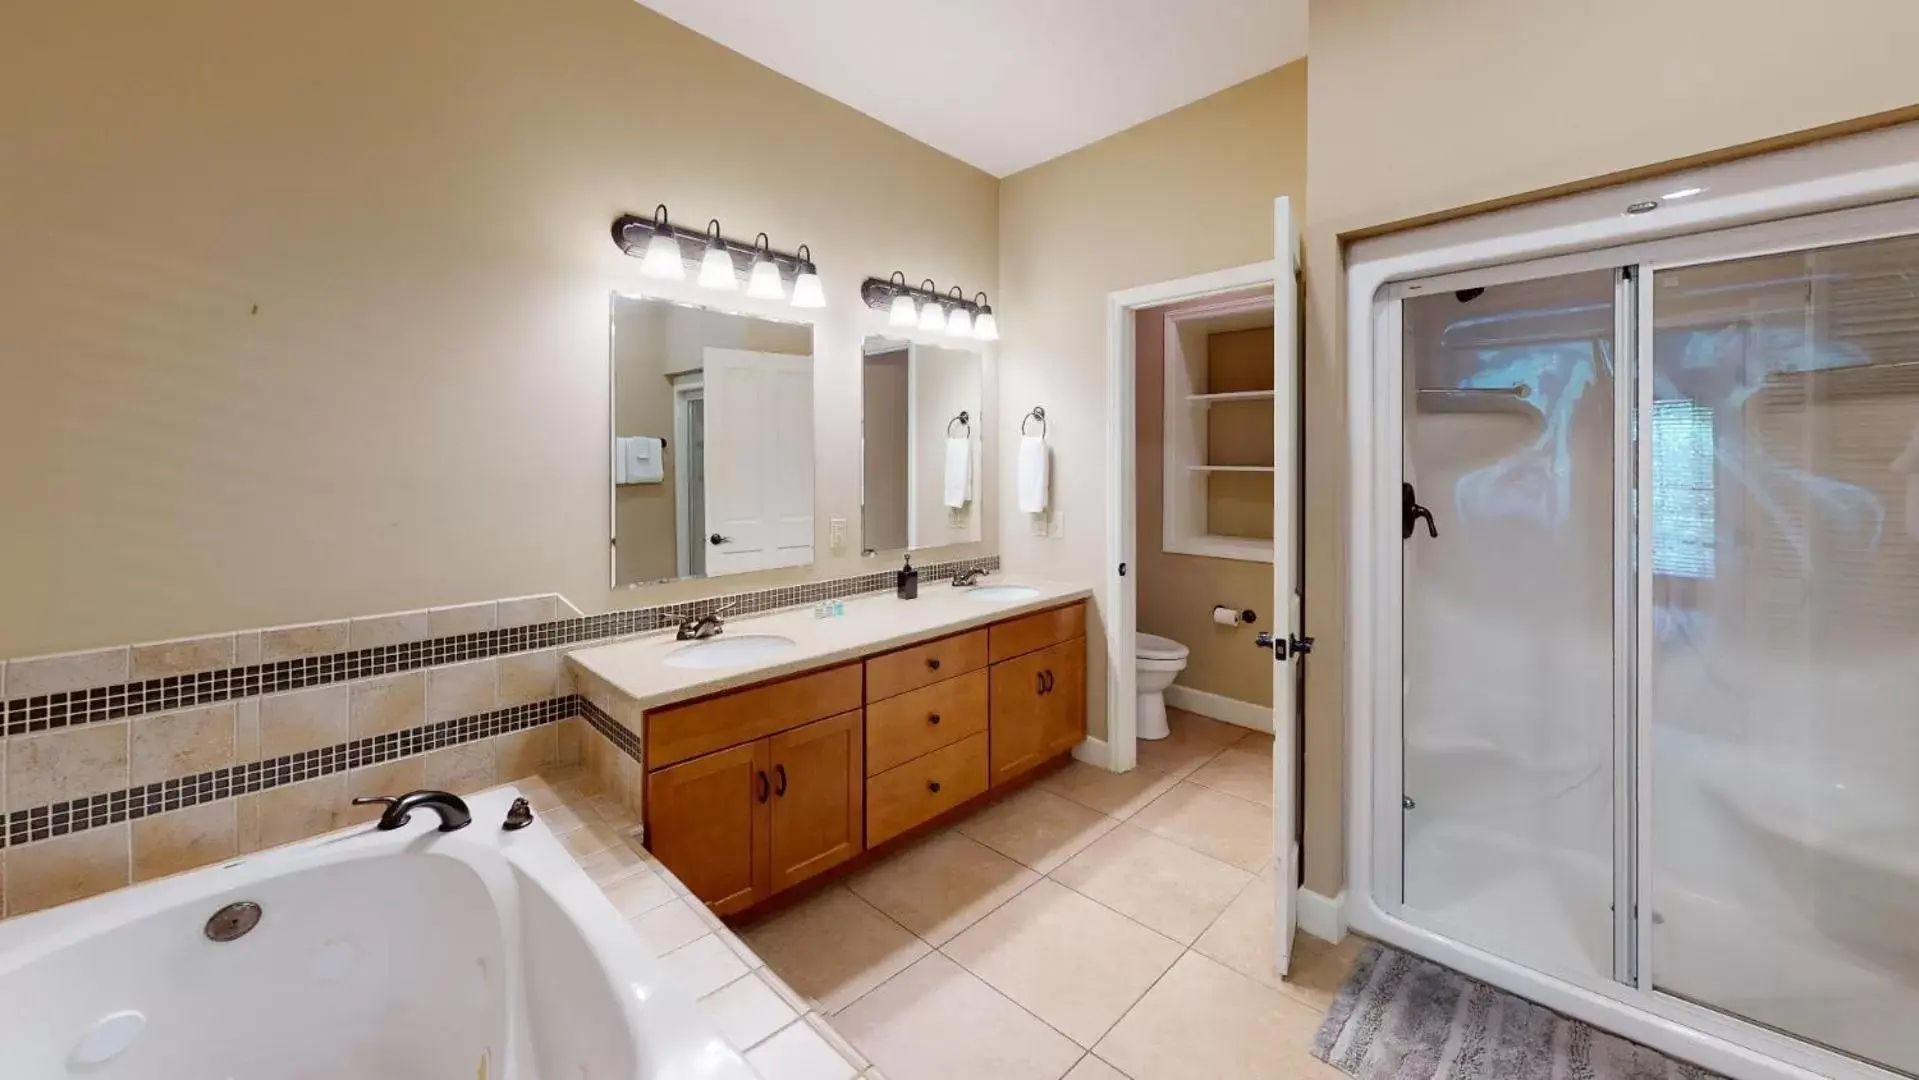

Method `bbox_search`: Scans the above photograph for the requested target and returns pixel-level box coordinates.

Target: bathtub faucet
[352,790,473,832]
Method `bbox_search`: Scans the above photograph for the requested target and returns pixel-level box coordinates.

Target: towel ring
[1021,406,1046,437]
[947,411,970,436]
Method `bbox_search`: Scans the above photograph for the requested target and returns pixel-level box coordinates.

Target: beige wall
[998,61,1309,741]
[911,346,985,549]
[1300,0,1919,893]
[0,0,997,659]
[612,298,812,586]
[1134,304,1275,708]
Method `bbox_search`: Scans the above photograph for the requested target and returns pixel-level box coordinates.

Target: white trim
[670,375,705,581]
[905,345,919,551]
[1104,259,1279,776]
[1071,735,1109,767]
[1296,887,1345,944]
[1346,129,1919,1080]
[1162,685,1273,733]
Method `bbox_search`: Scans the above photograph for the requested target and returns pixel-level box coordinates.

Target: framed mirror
[611,294,816,586]
[860,337,983,554]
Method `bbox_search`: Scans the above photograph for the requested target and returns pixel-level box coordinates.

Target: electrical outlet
[828,518,847,552]
[948,506,968,528]
[1030,511,1049,538]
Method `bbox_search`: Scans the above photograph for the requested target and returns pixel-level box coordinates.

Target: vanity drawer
[865,629,988,703]
[988,602,1086,663]
[865,669,988,775]
[646,662,863,770]
[866,732,989,847]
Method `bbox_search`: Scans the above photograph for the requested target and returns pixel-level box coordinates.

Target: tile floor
[736,710,1368,1080]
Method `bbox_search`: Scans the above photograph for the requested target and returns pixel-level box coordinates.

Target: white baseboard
[1296,887,1346,944]
[1163,685,1274,733]
[1072,736,1110,768]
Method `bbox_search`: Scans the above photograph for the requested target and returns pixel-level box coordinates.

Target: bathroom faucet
[352,790,473,832]
[951,566,991,587]
[675,599,739,640]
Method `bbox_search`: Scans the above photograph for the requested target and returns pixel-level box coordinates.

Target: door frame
[672,373,705,579]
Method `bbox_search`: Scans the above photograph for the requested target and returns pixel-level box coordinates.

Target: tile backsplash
[0,557,994,917]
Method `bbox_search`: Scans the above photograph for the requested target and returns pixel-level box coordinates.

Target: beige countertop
[566,575,1090,712]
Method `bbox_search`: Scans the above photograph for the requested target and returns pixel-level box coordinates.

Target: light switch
[828,518,847,552]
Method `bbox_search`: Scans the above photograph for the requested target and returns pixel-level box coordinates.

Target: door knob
[709,533,733,546]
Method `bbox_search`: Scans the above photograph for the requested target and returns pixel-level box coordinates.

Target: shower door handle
[1402,483,1438,540]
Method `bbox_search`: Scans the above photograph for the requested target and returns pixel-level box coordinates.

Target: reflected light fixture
[944,286,973,337]
[697,219,738,291]
[745,232,785,300]
[639,204,685,280]
[790,245,825,308]
[885,271,917,327]
[916,279,946,332]
[1662,186,1706,200]
[971,293,998,341]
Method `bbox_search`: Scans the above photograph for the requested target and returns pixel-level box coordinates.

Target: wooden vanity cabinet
[987,638,1086,786]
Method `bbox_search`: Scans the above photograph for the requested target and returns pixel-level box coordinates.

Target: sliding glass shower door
[1400,269,1620,982]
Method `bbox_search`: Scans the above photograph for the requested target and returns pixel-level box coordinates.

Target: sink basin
[665,634,798,669]
[962,585,1041,603]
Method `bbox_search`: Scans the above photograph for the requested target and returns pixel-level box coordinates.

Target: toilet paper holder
[1213,606,1257,626]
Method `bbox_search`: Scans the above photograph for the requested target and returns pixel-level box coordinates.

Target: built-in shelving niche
[1163,294,1276,562]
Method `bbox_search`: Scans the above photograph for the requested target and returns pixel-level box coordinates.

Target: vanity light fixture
[916,279,946,332]
[611,210,822,310]
[944,286,973,337]
[790,245,826,309]
[638,205,685,280]
[745,233,785,300]
[697,220,738,292]
[885,272,918,327]
[971,293,999,341]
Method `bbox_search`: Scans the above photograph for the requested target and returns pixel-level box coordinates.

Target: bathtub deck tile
[632,896,709,955]
[701,971,800,1053]
[663,933,752,1000]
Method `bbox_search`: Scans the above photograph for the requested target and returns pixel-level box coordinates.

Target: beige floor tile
[1187,746,1275,807]
[747,1019,859,1080]
[1193,868,1284,990]
[1038,761,1178,820]
[1094,951,1325,1080]
[834,952,1083,1080]
[944,878,1183,1048]
[1062,1055,1131,1080]
[701,972,800,1052]
[1050,823,1251,944]
[663,933,752,999]
[957,786,1120,874]
[1164,710,1249,748]
[1134,710,1246,778]
[847,831,1038,945]
[1275,932,1369,1014]
[742,885,931,1014]
[1130,782,1273,872]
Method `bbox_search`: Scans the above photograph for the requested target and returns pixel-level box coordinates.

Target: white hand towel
[1017,434,1049,514]
[943,436,972,509]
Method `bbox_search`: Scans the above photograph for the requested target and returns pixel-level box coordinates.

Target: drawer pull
[927,780,942,794]
[928,713,942,726]
[774,764,788,797]
[927,657,942,671]
[756,770,770,803]
[1035,671,1046,695]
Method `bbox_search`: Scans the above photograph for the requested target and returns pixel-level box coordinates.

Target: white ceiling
[636,0,1308,177]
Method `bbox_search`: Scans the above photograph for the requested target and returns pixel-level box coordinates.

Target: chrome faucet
[951,566,991,587]
[675,599,739,640]
[352,790,473,832]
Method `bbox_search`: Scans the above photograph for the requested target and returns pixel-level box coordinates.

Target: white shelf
[1186,390,1275,403]
[1186,465,1275,473]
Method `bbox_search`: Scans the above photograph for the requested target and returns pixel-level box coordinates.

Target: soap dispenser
[896,554,919,600]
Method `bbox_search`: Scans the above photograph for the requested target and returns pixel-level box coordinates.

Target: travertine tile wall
[0,557,994,919]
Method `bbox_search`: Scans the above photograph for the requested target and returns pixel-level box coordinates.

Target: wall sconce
[612,207,822,311]
[862,275,998,341]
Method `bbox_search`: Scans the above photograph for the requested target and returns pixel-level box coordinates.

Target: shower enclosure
[1352,192,1919,1080]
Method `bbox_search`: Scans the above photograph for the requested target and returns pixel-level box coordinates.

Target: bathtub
[0,786,757,1080]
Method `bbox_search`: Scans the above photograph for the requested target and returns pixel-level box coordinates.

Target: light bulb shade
[698,245,738,291]
[746,258,784,299]
[790,268,826,309]
[917,299,946,332]
[972,310,999,341]
[945,305,973,337]
[640,232,685,279]
[888,293,918,327]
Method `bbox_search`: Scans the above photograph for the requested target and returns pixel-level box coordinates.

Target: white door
[1270,195,1303,978]
[702,348,815,577]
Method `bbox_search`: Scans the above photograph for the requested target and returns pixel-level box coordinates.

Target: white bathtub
[0,786,757,1080]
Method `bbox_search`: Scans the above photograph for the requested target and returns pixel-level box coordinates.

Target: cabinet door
[768,710,864,892]
[989,639,1086,786]
[1040,637,1087,758]
[647,740,771,915]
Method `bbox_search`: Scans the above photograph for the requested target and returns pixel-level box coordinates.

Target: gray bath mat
[1313,943,1721,1080]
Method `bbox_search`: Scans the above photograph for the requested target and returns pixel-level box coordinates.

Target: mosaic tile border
[1,695,579,849]
[1,557,997,735]
[578,696,643,764]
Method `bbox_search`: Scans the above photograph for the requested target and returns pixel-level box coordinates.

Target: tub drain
[205,901,262,942]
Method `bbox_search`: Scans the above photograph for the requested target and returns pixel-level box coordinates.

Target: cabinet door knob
[926,657,941,671]
[928,713,942,725]
[927,780,942,794]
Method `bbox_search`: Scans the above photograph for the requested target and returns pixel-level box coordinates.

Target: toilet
[1135,632,1190,741]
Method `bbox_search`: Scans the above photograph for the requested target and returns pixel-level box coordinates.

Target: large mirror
[860,337,983,554]
[612,295,815,586]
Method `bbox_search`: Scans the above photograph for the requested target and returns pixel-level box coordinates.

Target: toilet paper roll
[1212,605,1240,627]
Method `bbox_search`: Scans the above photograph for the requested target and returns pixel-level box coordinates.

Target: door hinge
[1254,632,1315,661]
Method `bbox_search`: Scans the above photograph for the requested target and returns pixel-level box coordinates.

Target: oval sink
[963,585,1041,603]
[665,634,798,670]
